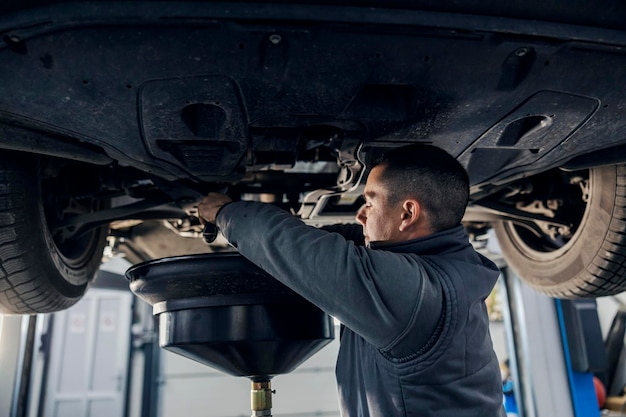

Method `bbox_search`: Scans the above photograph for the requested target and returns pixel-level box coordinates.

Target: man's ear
[399,199,421,231]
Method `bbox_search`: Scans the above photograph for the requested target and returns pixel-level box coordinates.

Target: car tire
[494,164,626,298]
[0,152,108,314]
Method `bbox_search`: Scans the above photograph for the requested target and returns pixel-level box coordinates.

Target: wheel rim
[502,168,592,262]
[42,165,106,270]
[51,198,104,268]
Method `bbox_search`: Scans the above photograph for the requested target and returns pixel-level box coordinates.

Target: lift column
[500,268,606,417]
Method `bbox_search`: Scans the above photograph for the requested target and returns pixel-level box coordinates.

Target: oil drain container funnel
[126,252,335,416]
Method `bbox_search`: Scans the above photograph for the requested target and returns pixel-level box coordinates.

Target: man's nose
[356,205,366,225]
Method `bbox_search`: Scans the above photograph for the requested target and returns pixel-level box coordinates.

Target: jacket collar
[369,225,471,256]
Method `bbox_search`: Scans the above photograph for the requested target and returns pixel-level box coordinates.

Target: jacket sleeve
[216,201,444,351]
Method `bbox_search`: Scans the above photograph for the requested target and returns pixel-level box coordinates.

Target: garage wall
[41,289,133,417]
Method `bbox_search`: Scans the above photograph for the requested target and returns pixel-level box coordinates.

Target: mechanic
[198,144,505,417]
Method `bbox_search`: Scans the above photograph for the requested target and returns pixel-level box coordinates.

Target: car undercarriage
[2,0,626,314]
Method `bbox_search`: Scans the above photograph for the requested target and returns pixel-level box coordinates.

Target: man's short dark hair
[372,144,469,232]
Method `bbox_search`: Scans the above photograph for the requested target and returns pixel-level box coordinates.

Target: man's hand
[197,192,233,224]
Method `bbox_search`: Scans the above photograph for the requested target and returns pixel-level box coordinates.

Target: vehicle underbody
[2,0,626,313]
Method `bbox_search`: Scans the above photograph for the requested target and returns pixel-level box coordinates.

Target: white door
[43,289,133,417]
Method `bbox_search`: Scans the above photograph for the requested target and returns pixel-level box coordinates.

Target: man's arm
[197,192,365,245]
[203,198,443,351]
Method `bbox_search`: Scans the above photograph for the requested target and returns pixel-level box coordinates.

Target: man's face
[356,165,405,245]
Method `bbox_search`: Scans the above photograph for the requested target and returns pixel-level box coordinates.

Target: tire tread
[496,164,626,298]
[0,152,106,314]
